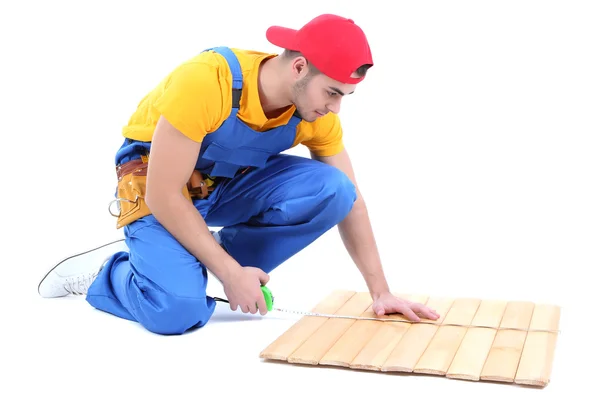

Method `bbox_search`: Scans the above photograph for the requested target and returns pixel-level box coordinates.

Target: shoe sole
[37,238,126,297]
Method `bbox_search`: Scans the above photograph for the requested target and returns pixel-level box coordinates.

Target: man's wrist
[369,284,391,301]
[210,256,242,284]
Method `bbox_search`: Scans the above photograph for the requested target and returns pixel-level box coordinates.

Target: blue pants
[86,154,356,335]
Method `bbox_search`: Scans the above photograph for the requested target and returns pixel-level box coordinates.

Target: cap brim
[266,26,299,50]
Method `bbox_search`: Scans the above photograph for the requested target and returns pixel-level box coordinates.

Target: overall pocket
[202,141,272,178]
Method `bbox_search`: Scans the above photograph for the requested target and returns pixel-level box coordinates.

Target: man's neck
[258,56,293,118]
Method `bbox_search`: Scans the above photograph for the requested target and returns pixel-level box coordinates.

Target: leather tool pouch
[111,157,215,229]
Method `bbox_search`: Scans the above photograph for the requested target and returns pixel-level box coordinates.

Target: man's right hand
[223,267,270,315]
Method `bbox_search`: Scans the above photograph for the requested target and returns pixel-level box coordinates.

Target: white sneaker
[38,239,129,298]
[211,229,222,245]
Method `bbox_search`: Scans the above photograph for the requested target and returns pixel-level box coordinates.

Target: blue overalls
[86,47,357,335]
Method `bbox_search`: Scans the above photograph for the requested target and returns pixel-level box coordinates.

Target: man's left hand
[372,292,440,322]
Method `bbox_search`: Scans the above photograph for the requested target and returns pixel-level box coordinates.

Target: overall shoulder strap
[202,46,243,110]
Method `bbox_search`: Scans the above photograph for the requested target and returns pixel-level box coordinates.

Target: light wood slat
[413,298,482,375]
[514,304,561,386]
[259,290,356,360]
[349,294,430,371]
[380,297,455,372]
[287,292,374,365]
[471,299,509,328]
[480,301,535,382]
[446,300,507,380]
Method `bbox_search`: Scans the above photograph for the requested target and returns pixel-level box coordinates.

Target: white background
[1,0,598,399]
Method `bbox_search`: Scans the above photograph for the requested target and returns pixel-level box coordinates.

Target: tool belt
[108,156,217,229]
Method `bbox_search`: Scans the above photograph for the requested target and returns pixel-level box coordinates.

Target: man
[38,14,440,335]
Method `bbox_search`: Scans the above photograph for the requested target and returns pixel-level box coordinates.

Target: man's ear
[291,56,310,79]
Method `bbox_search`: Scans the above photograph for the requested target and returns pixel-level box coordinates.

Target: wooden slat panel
[259,290,356,360]
[380,297,455,372]
[480,301,535,382]
[446,300,507,380]
[413,298,482,375]
[287,292,374,365]
[259,290,562,387]
[349,294,429,371]
[514,304,561,386]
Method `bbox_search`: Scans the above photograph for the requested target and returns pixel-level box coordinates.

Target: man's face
[291,71,357,122]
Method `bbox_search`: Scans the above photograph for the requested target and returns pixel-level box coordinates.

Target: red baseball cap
[266,14,373,84]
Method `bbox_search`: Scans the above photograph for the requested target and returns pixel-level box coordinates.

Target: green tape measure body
[261,285,274,312]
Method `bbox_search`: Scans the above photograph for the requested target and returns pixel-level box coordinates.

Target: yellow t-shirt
[122,48,344,157]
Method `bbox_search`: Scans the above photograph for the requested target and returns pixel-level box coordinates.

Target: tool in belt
[107,156,220,223]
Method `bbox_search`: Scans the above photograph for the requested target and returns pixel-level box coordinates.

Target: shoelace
[63,271,99,295]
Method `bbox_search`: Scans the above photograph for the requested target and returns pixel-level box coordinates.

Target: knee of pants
[318,165,357,223]
[136,289,215,335]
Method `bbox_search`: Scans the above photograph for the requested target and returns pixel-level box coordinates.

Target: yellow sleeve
[301,112,345,157]
[152,62,225,143]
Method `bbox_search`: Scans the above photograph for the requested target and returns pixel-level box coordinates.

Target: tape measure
[213,285,274,311]
[213,285,560,333]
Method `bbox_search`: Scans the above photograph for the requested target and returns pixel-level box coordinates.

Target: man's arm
[310,149,390,299]
[146,116,241,283]
[311,149,440,322]
[145,116,270,314]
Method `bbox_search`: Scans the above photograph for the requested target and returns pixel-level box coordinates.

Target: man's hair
[282,49,371,78]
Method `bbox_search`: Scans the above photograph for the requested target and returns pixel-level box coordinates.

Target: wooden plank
[287,292,374,365]
[380,297,455,372]
[480,301,535,382]
[259,290,355,360]
[349,294,429,371]
[514,304,561,386]
[470,300,509,328]
[413,298,482,375]
[319,292,412,367]
[446,300,507,380]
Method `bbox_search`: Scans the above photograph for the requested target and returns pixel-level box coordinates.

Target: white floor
[3,1,599,399]
[9,226,594,400]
